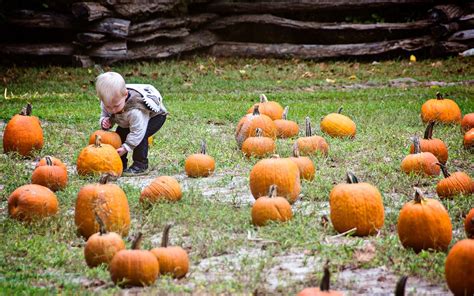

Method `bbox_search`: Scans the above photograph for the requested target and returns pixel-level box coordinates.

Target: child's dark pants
[116,114,166,170]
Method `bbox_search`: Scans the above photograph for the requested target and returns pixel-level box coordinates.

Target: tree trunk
[72,2,112,21]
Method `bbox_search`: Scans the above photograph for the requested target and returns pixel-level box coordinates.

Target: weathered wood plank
[7,10,74,29]
[431,41,469,56]
[72,55,95,67]
[129,13,217,35]
[87,41,127,57]
[77,33,108,44]
[128,28,189,42]
[0,43,75,56]
[448,29,474,42]
[114,0,181,18]
[88,18,130,37]
[429,4,466,23]
[72,2,112,21]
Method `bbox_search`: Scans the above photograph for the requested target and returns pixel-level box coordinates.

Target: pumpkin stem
[436,162,450,178]
[292,142,300,158]
[337,106,343,114]
[268,185,277,198]
[99,174,112,184]
[395,275,408,296]
[412,136,421,154]
[132,232,143,250]
[255,128,263,137]
[94,134,102,147]
[252,104,260,116]
[200,140,207,154]
[94,212,107,235]
[19,103,33,116]
[161,224,173,248]
[346,171,359,184]
[282,106,289,120]
[259,94,268,103]
[45,156,53,166]
[414,188,425,203]
[305,117,312,137]
[319,261,330,292]
[423,121,435,140]
[436,92,443,100]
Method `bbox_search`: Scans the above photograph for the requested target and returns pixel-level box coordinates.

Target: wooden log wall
[0,1,472,66]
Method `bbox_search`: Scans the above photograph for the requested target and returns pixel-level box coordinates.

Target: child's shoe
[122,165,149,177]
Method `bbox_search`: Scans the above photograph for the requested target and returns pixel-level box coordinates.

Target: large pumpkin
[241,128,276,158]
[109,233,160,287]
[274,106,299,138]
[75,175,131,239]
[409,121,448,164]
[8,184,58,221]
[295,117,329,156]
[436,163,473,198]
[289,143,315,181]
[329,172,384,236]
[89,130,122,149]
[140,176,182,203]
[251,185,293,226]
[465,208,474,238]
[401,136,440,176]
[464,128,474,149]
[246,94,284,120]
[150,224,189,279]
[184,140,215,178]
[421,92,462,124]
[236,105,277,149]
[461,113,474,132]
[297,263,343,296]
[3,103,44,156]
[31,156,68,191]
[77,135,123,177]
[320,107,356,138]
[249,155,301,203]
[445,239,474,296]
[397,188,452,252]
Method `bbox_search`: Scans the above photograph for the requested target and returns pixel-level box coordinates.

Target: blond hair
[95,72,126,103]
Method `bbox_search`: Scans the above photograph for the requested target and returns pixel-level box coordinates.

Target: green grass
[0,56,473,294]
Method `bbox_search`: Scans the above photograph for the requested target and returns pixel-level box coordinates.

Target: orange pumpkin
[3,103,44,156]
[246,94,284,120]
[445,239,474,296]
[77,135,123,177]
[31,156,68,191]
[464,128,474,149]
[150,224,189,278]
[140,176,182,204]
[241,128,276,158]
[297,263,343,296]
[236,105,277,149]
[401,136,440,176]
[436,163,473,198]
[461,113,474,132]
[409,121,448,164]
[184,140,215,177]
[320,106,356,138]
[75,174,131,239]
[109,233,160,287]
[84,214,125,268]
[465,208,474,238]
[296,117,329,156]
[8,184,58,221]
[274,106,299,138]
[397,188,452,252]
[89,130,122,149]
[329,172,384,236]
[421,92,462,124]
[251,185,293,226]
[249,155,301,203]
[289,143,315,181]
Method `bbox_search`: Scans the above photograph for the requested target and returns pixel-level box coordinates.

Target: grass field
[0,56,473,295]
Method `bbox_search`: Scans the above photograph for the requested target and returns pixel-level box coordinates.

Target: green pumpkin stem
[252,104,260,116]
[414,188,425,203]
[45,156,53,166]
[424,121,435,140]
[200,140,207,154]
[259,94,268,103]
[436,92,443,100]
[19,103,33,116]
[436,163,450,178]
[95,135,102,147]
[412,136,421,154]
[395,275,408,296]
[132,232,143,250]
[282,106,289,120]
[305,117,312,137]
[319,261,331,291]
[94,212,107,235]
[346,171,359,184]
[292,143,300,158]
[99,174,112,184]
[337,106,343,114]
[255,128,263,137]
[161,224,172,248]
[268,185,278,198]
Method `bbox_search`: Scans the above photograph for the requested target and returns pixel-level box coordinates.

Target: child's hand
[116,147,127,156]
[101,117,112,129]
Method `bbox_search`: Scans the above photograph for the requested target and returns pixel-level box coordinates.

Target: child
[96,72,168,176]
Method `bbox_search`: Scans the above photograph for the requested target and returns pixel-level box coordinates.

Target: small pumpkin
[249,155,301,203]
[401,136,440,176]
[436,163,473,198]
[445,239,474,296]
[89,130,122,149]
[246,94,284,120]
[297,262,343,296]
[31,156,68,191]
[236,105,277,148]
[84,213,125,268]
[150,224,189,278]
[464,128,474,149]
[465,208,474,238]
[295,117,329,156]
[409,121,448,164]
[184,140,215,178]
[140,176,182,204]
[421,92,462,124]
[109,233,160,287]
[461,113,474,132]
[8,184,58,222]
[251,185,293,226]
[289,143,315,181]
[75,174,131,239]
[320,106,356,138]
[3,103,44,156]
[241,128,276,158]
[329,172,384,236]
[274,106,299,138]
[77,135,123,177]
[397,188,452,252]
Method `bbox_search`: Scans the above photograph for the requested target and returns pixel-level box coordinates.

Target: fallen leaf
[325,78,336,84]
[301,71,313,78]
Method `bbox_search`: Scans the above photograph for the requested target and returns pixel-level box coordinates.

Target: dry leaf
[325,78,336,84]
[354,243,376,264]
[301,71,313,78]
